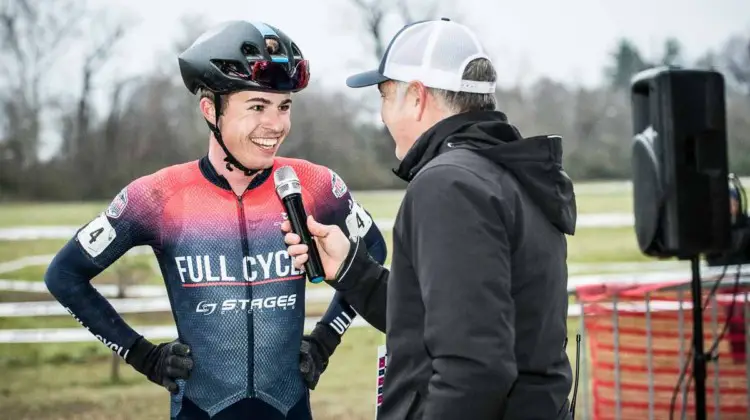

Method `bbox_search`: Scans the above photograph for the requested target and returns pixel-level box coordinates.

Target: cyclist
[44,20,387,420]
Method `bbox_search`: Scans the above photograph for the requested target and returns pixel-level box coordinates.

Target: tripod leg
[690,257,707,420]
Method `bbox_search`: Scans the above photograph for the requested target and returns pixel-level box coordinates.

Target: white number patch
[77,213,117,258]
[345,201,373,240]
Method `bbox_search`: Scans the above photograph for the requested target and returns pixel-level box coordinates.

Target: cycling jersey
[45,155,387,419]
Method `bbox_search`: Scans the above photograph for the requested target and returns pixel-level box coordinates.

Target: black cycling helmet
[178,21,310,176]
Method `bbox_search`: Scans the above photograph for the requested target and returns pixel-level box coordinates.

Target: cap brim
[345,69,390,88]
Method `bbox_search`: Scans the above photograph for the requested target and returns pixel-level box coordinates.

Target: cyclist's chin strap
[206,94,260,177]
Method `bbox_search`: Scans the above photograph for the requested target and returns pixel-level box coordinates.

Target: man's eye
[279,104,291,111]
[249,105,264,111]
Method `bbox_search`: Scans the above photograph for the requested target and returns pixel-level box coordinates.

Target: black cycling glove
[299,322,341,390]
[126,337,194,394]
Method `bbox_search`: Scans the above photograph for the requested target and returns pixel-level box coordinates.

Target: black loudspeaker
[630,67,731,259]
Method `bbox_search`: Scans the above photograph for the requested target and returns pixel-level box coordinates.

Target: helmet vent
[265,37,281,55]
[291,43,303,60]
[241,43,262,59]
[210,59,249,79]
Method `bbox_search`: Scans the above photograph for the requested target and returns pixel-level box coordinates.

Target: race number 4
[345,200,373,240]
[77,213,117,258]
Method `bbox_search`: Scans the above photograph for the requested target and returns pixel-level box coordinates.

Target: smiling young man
[44,20,386,420]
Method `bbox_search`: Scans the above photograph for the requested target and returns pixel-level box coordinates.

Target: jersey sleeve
[44,176,164,359]
[311,168,387,264]
[309,167,388,335]
[77,178,163,268]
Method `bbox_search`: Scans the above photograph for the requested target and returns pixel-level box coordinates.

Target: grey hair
[395,57,497,114]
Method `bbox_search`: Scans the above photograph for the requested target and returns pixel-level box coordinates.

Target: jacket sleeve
[312,167,388,335]
[403,164,517,419]
[325,237,390,333]
[44,179,162,361]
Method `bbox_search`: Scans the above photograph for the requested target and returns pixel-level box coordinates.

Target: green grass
[0,186,634,228]
[0,328,386,420]
[0,239,68,261]
[5,264,56,281]
[354,191,404,220]
[0,327,388,420]
[354,188,633,217]
[567,226,648,264]
[0,322,583,420]
[576,191,632,214]
[0,202,107,227]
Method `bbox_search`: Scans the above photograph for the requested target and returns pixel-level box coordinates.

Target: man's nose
[261,111,285,132]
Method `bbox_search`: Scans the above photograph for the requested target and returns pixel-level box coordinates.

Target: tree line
[1,0,749,201]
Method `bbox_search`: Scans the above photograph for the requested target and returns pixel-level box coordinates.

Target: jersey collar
[199,155,273,192]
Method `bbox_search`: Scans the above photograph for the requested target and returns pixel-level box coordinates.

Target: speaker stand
[689,256,707,420]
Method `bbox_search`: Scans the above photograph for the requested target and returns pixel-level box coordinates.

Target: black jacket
[327,111,577,419]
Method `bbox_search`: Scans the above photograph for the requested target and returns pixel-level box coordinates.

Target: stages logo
[195,294,297,315]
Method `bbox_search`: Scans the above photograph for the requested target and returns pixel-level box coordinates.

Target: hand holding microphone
[274,166,350,283]
[281,214,351,280]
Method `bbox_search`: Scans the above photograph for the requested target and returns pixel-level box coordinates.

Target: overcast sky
[95,0,750,90]
[20,0,750,158]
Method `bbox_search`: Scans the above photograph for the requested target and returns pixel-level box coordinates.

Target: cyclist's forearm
[44,239,142,359]
[318,291,358,336]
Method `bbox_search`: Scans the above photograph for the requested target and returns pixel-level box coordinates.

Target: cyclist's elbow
[44,242,87,298]
[44,255,68,298]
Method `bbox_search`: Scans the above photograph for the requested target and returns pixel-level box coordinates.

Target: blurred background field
[0,183,691,420]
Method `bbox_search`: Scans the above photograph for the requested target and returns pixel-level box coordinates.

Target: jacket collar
[393,110,509,182]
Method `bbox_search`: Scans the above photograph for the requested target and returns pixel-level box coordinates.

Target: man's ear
[411,81,428,122]
[199,97,216,125]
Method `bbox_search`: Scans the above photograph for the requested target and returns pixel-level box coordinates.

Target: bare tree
[394,0,442,27]
[71,23,128,162]
[723,35,750,96]
[346,0,450,62]
[36,6,135,198]
[349,0,388,60]
[0,0,85,174]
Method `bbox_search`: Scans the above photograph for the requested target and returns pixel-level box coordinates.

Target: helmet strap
[207,94,259,177]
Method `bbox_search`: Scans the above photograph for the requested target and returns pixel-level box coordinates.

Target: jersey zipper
[236,194,254,396]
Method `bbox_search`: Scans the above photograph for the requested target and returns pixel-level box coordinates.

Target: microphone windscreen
[274,166,302,199]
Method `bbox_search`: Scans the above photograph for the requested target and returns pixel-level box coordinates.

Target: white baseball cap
[346,18,496,94]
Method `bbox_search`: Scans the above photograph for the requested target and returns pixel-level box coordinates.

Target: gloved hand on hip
[126,337,194,394]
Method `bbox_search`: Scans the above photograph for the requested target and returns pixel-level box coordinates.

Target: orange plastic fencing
[576,280,750,420]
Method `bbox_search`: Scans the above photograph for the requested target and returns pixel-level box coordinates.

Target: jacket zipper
[236,194,253,395]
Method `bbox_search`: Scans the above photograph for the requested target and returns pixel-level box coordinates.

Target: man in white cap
[282,18,577,419]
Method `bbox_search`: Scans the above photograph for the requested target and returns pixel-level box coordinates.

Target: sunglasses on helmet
[214,58,310,92]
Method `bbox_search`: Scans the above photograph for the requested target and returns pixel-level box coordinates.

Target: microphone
[274,166,325,284]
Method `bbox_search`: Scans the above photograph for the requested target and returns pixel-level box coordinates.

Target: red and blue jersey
[45,155,387,419]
